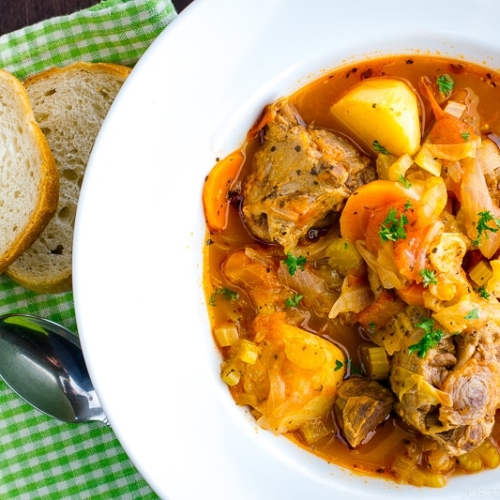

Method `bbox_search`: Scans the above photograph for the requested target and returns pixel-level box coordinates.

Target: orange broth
[203,55,500,482]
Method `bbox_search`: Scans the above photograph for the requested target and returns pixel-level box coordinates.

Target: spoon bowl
[0,314,107,424]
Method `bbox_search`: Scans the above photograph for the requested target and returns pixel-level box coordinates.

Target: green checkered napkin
[0,0,177,498]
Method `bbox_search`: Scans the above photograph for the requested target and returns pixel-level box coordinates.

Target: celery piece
[469,259,493,286]
[221,363,241,386]
[359,344,390,380]
[214,323,239,347]
[235,339,258,364]
[298,418,331,445]
[325,237,363,274]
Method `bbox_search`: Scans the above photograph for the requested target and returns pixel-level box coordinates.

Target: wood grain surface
[0,0,192,36]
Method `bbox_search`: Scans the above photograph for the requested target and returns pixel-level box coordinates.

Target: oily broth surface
[204,55,500,481]
[292,56,500,140]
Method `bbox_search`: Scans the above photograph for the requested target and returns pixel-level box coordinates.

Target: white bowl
[73,0,500,498]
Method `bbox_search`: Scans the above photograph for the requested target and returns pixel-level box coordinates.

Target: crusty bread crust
[0,69,59,274]
[5,62,131,293]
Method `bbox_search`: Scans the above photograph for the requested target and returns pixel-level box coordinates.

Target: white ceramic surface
[73,0,500,498]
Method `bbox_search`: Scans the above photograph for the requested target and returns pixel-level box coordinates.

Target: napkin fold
[0,1,176,498]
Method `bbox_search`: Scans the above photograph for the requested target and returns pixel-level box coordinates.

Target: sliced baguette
[0,69,59,274]
[5,62,131,293]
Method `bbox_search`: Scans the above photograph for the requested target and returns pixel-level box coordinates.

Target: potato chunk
[230,312,346,434]
[331,77,421,156]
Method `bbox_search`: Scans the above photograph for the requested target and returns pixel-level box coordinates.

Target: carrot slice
[355,289,405,329]
[419,76,476,144]
[203,150,244,232]
[339,180,419,242]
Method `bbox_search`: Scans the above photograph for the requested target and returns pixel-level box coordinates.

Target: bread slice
[0,69,59,274]
[5,62,131,293]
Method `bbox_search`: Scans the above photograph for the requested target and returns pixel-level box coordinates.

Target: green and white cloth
[0,1,177,498]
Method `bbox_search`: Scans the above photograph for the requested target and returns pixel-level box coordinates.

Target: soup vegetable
[202,55,500,487]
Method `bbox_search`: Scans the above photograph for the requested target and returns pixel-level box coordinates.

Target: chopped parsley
[408,317,443,358]
[461,132,470,142]
[478,285,491,300]
[284,253,307,275]
[285,293,303,309]
[334,359,344,371]
[399,175,412,188]
[209,287,239,306]
[404,200,413,211]
[373,140,390,155]
[465,308,479,320]
[471,210,500,247]
[436,74,454,96]
[378,206,410,243]
[420,269,438,288]
[346,357,363,376]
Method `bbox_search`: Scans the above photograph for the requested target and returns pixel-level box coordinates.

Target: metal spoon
[0,313,108,425]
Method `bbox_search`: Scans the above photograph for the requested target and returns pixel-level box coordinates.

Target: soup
[202,55,500,487]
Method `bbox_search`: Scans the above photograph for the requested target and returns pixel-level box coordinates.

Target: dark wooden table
[0,0,193,36]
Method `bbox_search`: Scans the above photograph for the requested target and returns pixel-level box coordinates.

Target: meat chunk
[334,377,395,448]
[390,320,500,456]
[242,99,375,251]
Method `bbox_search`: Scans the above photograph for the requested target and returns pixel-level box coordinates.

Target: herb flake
[420,269,438,288]
[478,285,491,300]
[436,74,454,96]
[210,287,239,306]
[373,140,390,155]
[285,294,303,309]
[465,308,479,320]
[471,210,500,247]
[399,175,412,188]
[378,207,409,243]
[284,253,307,275]
[408,317,443,358]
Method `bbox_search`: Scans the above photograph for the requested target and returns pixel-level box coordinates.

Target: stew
[203,55,500,487]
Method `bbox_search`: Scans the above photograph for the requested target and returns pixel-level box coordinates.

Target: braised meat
[334,377,395,448]
[390,320,500,456]
[242,99,375,251]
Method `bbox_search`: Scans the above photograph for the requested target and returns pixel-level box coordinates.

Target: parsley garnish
[399,175,412,188]
[436,74,454,96]
[346,357,363,375]
[420,269,438,287]
[209,287,239,306]
[368,322,376,331]
[373,140,390,155]
[471,210,500,247]
[408,317,443,358]
[378,207,410,243]
[461,132,470,142]
[284,253,307,275]
[465,308,479,320]
[285,294,303,309]
[334,359,344,371]
[478,285,491,300]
